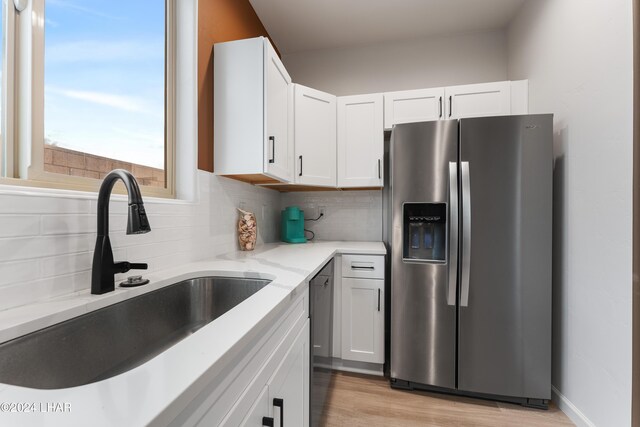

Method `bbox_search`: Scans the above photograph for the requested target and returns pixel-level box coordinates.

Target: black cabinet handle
[378,159,381,179]
[273,398,284,427]
[269,136,275,164]
[378,288,381,311]
[439,97,443,118]
[262,417,274,427]
[449,95,453,117]
[351,265,374,270]
[298,156,303,177]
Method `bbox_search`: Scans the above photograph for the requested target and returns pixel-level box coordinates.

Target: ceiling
[249,0,526,54]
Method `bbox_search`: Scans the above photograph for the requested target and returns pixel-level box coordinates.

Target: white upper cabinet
[214,37,293,182]
[383,88,445,130]
[265,41,294,181]
[444,81,511,120]
[337,94,384,188]
[294,84,337,187]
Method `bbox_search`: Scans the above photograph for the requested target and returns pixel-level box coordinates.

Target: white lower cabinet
[267,322,309,426]
[341,277,384,364]
[239,386,269,426]
[177,290,309,427]
[220,319,310,427]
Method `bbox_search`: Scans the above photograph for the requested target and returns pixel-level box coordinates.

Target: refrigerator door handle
[447,162,458,306]
[460,161,471,307]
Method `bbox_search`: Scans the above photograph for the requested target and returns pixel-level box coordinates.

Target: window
[1,0,175,197]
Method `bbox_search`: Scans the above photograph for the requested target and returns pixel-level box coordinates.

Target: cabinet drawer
[341,255,384,279]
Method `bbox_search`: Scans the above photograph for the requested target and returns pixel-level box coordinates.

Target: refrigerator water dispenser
[403,203,446,262]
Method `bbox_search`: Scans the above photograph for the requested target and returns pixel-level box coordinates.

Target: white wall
[281,190,382,241]
[508,1,633,426]
[0,173,281,311]
[282,30,508,96]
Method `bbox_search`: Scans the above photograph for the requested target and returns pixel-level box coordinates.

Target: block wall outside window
[43,145,165,188]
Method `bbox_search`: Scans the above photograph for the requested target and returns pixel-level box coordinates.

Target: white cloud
[46,0,124,20]
[45,18,60,28]
[46,39,164,63]
[46,86,159,115]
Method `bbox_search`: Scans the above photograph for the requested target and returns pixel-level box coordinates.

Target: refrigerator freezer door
[457,115,552,400]
[390,121,458,389]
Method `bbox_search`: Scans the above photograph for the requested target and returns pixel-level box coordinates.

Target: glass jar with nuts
[237,208,257,251]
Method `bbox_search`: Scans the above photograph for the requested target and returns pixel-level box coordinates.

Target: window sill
[0,175,194,205]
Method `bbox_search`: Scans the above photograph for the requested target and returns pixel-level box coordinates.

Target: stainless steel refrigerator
[389,115,552,408]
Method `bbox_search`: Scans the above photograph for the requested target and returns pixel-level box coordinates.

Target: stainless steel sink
[0,276,271,389]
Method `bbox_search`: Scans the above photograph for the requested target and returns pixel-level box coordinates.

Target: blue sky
[43,0,165,169]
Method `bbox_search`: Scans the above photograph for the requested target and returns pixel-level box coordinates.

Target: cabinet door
[268,320,310,427]
[294,84,337,187]
[384,88,445,129]
[337,94,384,188]
[264,39,293,182]
[237,385,269,427]
[341,278,384,364]
[445,81,511,119]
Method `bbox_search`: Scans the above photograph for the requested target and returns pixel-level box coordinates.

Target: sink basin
[0,276,271,389]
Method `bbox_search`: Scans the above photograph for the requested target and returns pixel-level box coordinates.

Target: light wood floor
[321,371,574,427]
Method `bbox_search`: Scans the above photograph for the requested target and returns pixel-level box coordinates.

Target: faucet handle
[113,261,148,274]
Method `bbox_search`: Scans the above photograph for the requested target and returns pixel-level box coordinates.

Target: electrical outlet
[318,206,326,217]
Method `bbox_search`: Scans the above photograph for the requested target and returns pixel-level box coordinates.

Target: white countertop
[0,241,385,427]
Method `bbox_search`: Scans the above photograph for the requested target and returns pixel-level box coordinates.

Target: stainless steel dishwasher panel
[310,259,334,427]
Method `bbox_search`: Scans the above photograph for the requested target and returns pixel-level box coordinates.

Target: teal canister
[281,206,307,243]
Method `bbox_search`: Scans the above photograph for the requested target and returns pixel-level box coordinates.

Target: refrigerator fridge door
[457,115,552,400]
[390,120,458,389]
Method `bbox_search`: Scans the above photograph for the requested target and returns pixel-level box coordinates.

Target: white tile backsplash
[280,190,383,242]
[0,173,382,312]
[41,215,94,235]
[0,172,282,311]
[0,215,41,237]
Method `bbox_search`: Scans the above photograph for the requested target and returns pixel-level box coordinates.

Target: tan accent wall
[197,0,278,173]
[44,145,165,188]
[634,1,640,426]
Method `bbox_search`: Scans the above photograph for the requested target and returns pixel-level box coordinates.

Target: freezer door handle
[460,161,471,307]
[447,162,458,306]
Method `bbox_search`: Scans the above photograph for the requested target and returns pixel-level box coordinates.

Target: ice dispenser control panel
[403,203,446,262]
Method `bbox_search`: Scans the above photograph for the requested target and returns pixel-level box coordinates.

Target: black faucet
[91,169,151,295]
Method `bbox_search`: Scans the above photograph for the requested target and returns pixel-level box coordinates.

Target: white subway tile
[0,271,90,311]
[41,215,94,235]
[41,252,93,278]
[0,195,91,214]
[0,215,41,238]
[0,234,95,262]
[0,260,41,287]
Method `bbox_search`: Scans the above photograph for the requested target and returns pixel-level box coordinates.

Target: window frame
[1,0,17,178]
[1,0,176,198]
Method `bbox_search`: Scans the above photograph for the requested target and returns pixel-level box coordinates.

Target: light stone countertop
[0,241,386,427]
